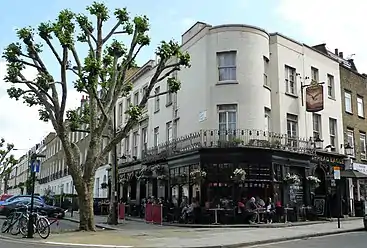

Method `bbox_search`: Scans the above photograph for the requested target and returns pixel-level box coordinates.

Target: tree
[0,138,17,193]
[2,2,190,231]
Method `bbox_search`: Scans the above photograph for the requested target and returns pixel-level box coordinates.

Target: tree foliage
[1,2,190,230]
[0,138,17,179]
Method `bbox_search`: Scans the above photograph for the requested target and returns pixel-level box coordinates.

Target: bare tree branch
[102,21,122,43]
[43,38,62,65]
[59,46,68,121]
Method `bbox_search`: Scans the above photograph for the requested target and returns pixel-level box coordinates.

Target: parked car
[0,194,13,201]
[0,195,44,206]
[364,214,367,230]
[0,198,65,218]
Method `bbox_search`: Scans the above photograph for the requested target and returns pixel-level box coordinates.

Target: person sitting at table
[244,197,258,224]
[265,197,275,223]
[255,196,265,208]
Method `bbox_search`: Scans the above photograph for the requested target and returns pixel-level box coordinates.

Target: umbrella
[340,169,367,179]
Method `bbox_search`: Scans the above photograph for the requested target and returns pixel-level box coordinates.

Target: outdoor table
[209,208,224,224]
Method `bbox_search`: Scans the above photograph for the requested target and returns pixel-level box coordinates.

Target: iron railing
[142,129,315,162]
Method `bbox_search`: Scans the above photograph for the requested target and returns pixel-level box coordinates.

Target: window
[154,87,160,112]
[264,108,271,133]
[311,67,319,82]
[141,127,148,152]
[357,96,364,117]
[166,121,173,142]
[360,132,367,160]
[166,82,173,105]
[345,91,352,113]
[285,65,296,95]
[133,92,139,106]
[132,131,138,157]
[327,74,335,98]
[312,114,322,139]
[218,104,237,140]
[329,118,337,151]
[173,119,179,139]
[347,129,355,156]
[142,86,148,111]
[264,57,269,87]
[124,135,130,155]
[217,51,236,81]
[125,97,131,121]
[118,102,123,124]
[153,127,159,146]
[95,177,100,197]
[287,114,298,147]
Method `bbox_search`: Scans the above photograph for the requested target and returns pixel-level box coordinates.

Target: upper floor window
[153,127,159,146]
[125,97,131,122]
[166,82,173,106]
[166,121,173,142]
[132,131,138,157]
[285,65,296,95]
[345,91,352,113]
[141,126,148,152]
[360,132,366,160]
[311,67,319,82]
[264,108,271,132]
[118,102,123,124]
[218,104,237,131]
[347,128,355,156]
[287,114,298,147]
[327,74,335,99]
[329,118,337,151]
[263,56,269,87]
[357,96,364,117]
[312,113,322,139]
[217,51,236,82]
[133,92,139,106]
[154,87,160,112]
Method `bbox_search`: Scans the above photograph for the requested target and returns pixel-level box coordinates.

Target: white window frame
[166,82,173,105]
[285,65,296,95]
[263,56,269,87]
[360,132,367,160]
[153,127,159,147]
[132,131,138,157]
[154,87,160,112]
[347,129,355,156]
[133,92,139,106]
[357,96,364,117]
[345,91,352,113]
[118,102,123,124]
[141,126,148,152]
[218,104,237,133]
[312,113,322,139]
[327,74,335,99]
[329,118,337,151]
[311,67,319,82]
[287,114,298,147]
[125,97,131,122]
[264,108,271,133]
[166,121,173,142]
[217,51,237,82]
[124,135,130,155]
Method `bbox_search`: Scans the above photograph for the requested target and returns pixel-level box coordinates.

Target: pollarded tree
[0,138,17,193]
[2,2,190,231]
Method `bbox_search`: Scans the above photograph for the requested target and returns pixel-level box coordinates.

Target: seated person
[244,197,258,224]
[265,197,275,223]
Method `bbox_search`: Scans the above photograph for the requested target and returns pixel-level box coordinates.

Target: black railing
[142,129,315,162]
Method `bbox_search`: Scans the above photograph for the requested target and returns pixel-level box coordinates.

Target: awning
[341,169,367,179]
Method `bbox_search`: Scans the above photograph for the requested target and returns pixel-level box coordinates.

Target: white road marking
[45,241,132,248]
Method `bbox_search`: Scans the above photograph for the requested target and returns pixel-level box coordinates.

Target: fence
[145,203,163,225]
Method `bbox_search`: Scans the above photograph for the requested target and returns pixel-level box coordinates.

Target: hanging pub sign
[306,84,324,112]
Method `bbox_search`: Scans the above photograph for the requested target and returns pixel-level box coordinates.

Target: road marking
[45,241,132,248]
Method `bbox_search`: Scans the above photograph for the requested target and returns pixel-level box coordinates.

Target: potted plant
[284,173,300,185]
[190,169,207,183]
[231,168,246,183]
[101,182,108,189]
[232,138,244,146]
[306,175,321,187]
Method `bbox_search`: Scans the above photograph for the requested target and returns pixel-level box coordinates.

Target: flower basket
[284,173,300,185]
[101,182,108,189]
[190,169,207,183]
[231,168,246,183]
[306,175,321,187]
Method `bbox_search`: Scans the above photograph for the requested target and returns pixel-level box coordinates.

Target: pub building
[114,129,356,222]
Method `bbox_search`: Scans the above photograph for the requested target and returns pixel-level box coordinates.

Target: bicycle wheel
[10,217,21,236]
[36,217,50,239]
[1,216,11,233]
[18,216,28,236]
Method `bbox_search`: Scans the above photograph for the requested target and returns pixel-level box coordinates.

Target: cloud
[276,0,367,72]
[0,60,82,158]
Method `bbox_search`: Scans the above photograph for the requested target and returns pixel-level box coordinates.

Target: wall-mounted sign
[306,84,324,112]
[333,166,341,180]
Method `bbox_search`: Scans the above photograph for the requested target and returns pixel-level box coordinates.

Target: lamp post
[313,135,324,149]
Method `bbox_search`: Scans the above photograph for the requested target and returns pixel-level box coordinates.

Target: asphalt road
[251,231,367,248]
[0,216,79,234]
[0,238,82,248]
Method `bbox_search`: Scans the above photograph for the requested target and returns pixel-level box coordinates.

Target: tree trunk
[77,181,96,231]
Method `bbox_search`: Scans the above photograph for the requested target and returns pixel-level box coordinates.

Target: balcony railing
[142,129,315,162]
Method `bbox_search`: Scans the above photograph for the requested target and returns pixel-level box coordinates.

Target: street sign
[31,160,41,173]
[334,166,341,180]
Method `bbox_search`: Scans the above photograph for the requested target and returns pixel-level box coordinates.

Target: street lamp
[344,143,353,156]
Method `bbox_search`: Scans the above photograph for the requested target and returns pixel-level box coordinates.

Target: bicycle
[18,207,51,239]
[1,205,29,235]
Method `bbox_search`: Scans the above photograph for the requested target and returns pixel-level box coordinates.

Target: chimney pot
[339,52,344,58]
[335,48,338,55]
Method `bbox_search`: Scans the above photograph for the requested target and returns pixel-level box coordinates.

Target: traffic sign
[31,160,41,173]
[333,166,341,180]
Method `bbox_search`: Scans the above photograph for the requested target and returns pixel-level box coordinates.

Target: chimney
[335,48,338,55]
[339,52,343,58]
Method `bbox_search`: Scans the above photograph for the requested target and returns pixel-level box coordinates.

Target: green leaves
[53,9,76,47]
[107,40,126,58]
[2,43,22,62]
[66,104,90,131]
[87,1,109,22]
[0,137,16,178]
[167,77,181,93]
[125,105,142,122]
[114,7,129,23]
[156,40,190,67]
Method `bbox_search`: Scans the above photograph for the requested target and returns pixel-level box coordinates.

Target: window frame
[217,51,237,82]
[286,114,298,147]
[357,96,364,117]
[311,67,319,82]
[327,74,335,99]
[154,86,160,112]
[360,132,367,160]
[347,128,355,157]
[285,65,296,95]
[312,113,322,139]
[329,118,337,151]
[345,91,352,113]
[166,121,173,142]
[153,127,159,147]
[132,131,138,157]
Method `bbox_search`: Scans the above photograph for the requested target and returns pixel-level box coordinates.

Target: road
[0,238,82,248]
[250,231,367,248]
[0,216,80,233]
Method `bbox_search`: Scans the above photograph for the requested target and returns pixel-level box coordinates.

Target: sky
[0,0,365,158]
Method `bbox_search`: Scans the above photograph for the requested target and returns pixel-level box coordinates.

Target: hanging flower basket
[284,173,300,185]
[306,175,321,187]
[231,168,246,183]
[137,167,153,180]
[101,182,108,189]
[190,169,207,183]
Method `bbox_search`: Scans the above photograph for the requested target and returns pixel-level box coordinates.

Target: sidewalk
[46,217,364,247]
